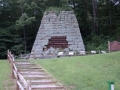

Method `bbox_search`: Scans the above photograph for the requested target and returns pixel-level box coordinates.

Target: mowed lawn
[33,51,120,90]
[0,60,14,90]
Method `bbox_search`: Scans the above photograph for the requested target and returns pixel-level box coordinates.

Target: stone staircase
[14,61,65,90]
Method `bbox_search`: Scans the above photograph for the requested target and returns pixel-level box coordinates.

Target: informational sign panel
[108,41,120,52]
[111,84,114,90]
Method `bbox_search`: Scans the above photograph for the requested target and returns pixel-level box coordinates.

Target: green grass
[0,60,12,90]
[33,51,120,90]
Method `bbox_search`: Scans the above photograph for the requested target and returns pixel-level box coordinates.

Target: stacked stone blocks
[30,11,85,59]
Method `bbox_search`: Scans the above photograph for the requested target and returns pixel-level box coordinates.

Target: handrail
[8,54,12,62]
[27,80,32,90]
[8,52,14,62]
[18,73,31,90]
[7,50,32,90]
[13,70,17,79]
[13,63,17,73]
[17,81,25,90]
[18,73,27,88]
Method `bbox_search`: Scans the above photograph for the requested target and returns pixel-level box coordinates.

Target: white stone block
[79,51,86,55]
[57,52,63,56]
[101,50,106,54]
[68,51,74,56]
[91,50,96,54]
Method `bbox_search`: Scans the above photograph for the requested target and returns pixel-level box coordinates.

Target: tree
[92,0,98,34]
[10,0,45,54]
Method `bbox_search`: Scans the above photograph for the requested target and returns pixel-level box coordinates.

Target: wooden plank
[26,80,32,90]
[31,80,57,85]
[20,72,47,75]
[13,63,17,72]
[13,70,17,79]
[17,81,25,90]
[31,85,64,89]
[8,54,13,62]
[16,67,42,69]
[18,73,27,88]
[20,69,44,72]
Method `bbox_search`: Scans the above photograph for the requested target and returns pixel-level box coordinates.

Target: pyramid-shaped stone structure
[30,11,85,59]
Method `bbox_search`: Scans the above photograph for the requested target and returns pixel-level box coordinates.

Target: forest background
[0,0,120,58]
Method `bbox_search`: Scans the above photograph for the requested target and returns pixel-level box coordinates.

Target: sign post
[108,81,114,90]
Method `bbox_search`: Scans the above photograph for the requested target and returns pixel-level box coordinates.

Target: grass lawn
[33,51,120,90]
[0,60,15,90]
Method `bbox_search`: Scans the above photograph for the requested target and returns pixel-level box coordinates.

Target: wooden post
[26,80,31,90]
[12,63,15,79]
[108,41,111,53]
[16,81,19,90]
[7,50,11,63]
[12,54,15,62]
[17,69,20,80]
[16,69,20,90]
[7,50,9,62]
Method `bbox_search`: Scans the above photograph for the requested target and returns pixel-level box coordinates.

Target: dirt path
[4,73,16,90]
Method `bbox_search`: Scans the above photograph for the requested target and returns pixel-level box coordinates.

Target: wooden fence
[7,50,31,90]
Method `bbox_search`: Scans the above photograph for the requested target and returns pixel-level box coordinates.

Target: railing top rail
[8,51,14,62]
[17,81,25,90]
[13,63,17,72]
[7,50,31,90]
[13,70,17,79]
[18,73,32,90]
[18,73,27,88]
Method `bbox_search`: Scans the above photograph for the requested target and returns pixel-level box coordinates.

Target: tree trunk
[92,0,98,34]
[108,0,112,28]
[23,26,26,54]
[21,0,26,54]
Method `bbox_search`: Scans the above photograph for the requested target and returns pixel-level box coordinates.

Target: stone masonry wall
[29,11,85,59]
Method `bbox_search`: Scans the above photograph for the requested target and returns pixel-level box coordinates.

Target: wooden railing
[7,50,31,90]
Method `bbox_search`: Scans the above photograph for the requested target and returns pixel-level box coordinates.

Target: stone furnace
[29,11,85,59]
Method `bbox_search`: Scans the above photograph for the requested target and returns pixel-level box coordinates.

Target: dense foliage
[0,0,120,58]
